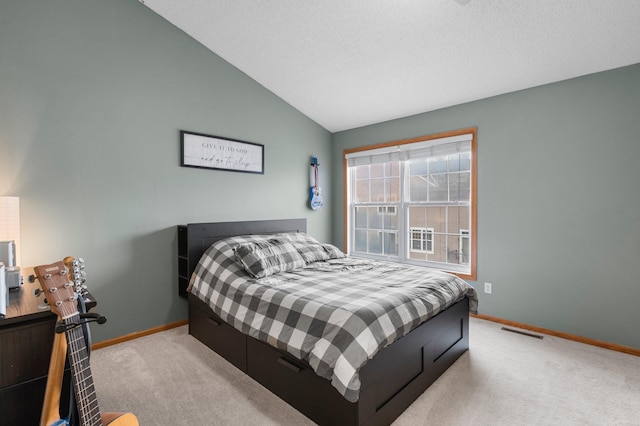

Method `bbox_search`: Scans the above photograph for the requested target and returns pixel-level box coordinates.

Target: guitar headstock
[64,256,87,296]
[34,261,79,319]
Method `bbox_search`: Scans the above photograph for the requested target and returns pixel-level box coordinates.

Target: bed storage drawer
[189,294,247,371]
[247,337,357,425]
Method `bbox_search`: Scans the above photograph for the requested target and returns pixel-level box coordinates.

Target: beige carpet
[90,318,640,425]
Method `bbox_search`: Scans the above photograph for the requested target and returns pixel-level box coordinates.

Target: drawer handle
[207,317,221,327]
[278,357,301,373]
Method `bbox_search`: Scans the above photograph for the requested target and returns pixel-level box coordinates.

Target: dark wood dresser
[0,268,96,425]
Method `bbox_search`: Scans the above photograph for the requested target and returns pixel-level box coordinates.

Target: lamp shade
[0,197,20,266]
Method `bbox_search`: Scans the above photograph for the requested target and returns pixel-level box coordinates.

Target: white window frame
[344,129,477,280]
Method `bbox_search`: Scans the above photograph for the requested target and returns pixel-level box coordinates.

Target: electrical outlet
[484,282,492,294]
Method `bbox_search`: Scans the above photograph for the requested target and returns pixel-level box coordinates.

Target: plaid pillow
[278,232,321,244]
[235,238,306,278]
[323,243,345,259]
[291,240,331,263]
[291,241,346,263]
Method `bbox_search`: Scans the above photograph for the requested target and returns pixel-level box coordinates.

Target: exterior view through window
[344,129,476,280]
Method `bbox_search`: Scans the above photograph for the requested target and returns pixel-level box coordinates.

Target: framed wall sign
[180,130,264,174]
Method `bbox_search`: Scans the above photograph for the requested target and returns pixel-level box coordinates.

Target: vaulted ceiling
[140,0,640,132]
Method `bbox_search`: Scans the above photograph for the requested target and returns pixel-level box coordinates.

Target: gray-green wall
[3,0,638,350]
[332,64,640,349]
[0,0,332,342]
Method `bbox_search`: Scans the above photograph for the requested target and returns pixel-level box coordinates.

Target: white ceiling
[139,0,640,132]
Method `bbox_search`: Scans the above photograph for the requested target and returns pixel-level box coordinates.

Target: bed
[178,218,476,425]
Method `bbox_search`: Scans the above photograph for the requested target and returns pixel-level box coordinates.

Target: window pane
[426,206,446,233]
[409,176,428,202]
[387,177,400,202]
[371,179,385,202]
[410,160,427,176]
[383,209,398,230]
[355,179,370,203]
[448,154,461,172]
[388,161,400,177]
[447,235,462,264]
[429,234,446,262]
[447,207,461,232]
[355,229,367,252]
[355,165,369,179]
[429,156,447,173]
[447,206,470,233]
[449,172,470,201]
[459,152,471,172]
[368,206,381,229]
[384,232,398,255]
[448,153,471,172]
[355,207,368,228]
[460,231,470,265]
[408,206,426,227]
[428,174,448,201]
[368,230,382,253]
[370,163,384,178]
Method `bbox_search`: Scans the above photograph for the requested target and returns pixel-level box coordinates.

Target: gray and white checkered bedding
[189,233,478,403]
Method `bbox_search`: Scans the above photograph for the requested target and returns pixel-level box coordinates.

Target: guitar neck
[64,312,101,426]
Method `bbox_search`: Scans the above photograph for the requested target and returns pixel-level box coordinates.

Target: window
[410,227,434,253]
[344,129,476,280]
[378,206,397,215]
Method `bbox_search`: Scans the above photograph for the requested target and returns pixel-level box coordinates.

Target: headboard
[177,218,307,297]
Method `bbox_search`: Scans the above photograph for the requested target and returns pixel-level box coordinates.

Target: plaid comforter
[189,234,478,402]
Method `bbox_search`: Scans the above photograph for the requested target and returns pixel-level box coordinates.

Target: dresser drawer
[1,317,56,388]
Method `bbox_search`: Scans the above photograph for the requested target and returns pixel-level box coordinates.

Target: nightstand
[0,267,97,425]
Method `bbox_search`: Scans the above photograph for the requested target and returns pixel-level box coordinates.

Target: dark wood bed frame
[178,219,470,426]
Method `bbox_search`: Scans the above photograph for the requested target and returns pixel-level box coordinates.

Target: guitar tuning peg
[34,288,42,296]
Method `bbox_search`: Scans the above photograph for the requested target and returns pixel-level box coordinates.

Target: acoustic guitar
[34,259,138,426]
[39,257,87,426]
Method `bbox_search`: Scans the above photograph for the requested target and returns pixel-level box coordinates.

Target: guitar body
[35,259,138,426]
[102,412,139,426]
[47,412,139,426]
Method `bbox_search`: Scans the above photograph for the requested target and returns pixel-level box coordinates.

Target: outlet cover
[484,282,492,294]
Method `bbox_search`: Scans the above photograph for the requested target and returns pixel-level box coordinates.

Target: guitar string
[64,306,101,425]
[66,318,90,425]
[65,311,101,425]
